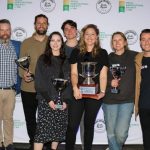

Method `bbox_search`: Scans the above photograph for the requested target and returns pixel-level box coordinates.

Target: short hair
[34,14,49,25]
[111,31,129,51]
[0,19,11,25]
[61,20,77,31]
[140,29,150,40]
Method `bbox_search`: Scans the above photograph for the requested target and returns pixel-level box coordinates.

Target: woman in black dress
[34,31,70,150]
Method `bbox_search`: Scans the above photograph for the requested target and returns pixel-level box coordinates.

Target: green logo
[63,4,69,11]
[119,5,125,12]
[119,0,125,13]
[7,3,13,9]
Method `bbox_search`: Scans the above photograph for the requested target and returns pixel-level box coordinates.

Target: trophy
[110,64,126,94]
[79,62,99,99]
[52,78,68,109]
[15,56,34,81]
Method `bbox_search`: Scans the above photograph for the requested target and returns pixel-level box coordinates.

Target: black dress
[34,55,71,143]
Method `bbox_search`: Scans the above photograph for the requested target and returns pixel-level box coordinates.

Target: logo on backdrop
[124,30,138,45]
[12,27,27,41]
[40,0,56,12]
[119,0,126,13]
[63,0,70,11]
[96,0,112,14]
[94,119,106,133]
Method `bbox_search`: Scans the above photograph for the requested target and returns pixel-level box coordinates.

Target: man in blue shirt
[0,19,21,150]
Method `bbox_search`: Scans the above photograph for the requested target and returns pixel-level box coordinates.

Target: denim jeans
[102,102,134,150]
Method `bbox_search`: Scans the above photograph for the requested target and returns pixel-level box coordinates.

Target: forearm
[99,66,108,93]
[71,73,78,90]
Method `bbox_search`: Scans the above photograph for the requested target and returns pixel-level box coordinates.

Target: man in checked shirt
[0,19,21,150]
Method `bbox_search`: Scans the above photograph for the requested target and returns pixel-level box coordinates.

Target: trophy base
[79,84,98,95]
[55,104,63,109]
[111,88,120,94]
[82,94,99,100]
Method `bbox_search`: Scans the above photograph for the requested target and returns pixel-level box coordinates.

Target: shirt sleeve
[69,48,79,64]
[35,56,50,102]
[101,49,109,67]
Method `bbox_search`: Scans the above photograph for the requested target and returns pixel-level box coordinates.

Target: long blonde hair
[79,24,101,57]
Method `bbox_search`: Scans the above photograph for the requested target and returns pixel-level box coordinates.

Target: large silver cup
[52,78,68,109]
[79,62,98,98]
[110,64,126,94]
[15,56,34,80]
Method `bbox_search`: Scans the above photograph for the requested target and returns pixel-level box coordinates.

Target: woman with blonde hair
[65,24,108,150]
[103,32,137,150]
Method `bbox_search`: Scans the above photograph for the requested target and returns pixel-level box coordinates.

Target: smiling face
[63,24,77,40]
[140,33,150,52]
[34,17,48,35]
[84,27,98,49]
[50,34,62,55]
[0,23,11,42]
[112,34,127,53]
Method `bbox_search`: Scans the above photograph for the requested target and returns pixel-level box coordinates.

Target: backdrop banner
[1,0,148,144]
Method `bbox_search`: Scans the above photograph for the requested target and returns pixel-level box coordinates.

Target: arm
[96,65,108,100]
[35,57,50,102]
[19,41,32,82]
[71,63,82,100]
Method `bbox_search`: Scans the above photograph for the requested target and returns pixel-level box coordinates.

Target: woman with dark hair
[65,24,108,150]
[34,32,70,150]
[103,32,138,150]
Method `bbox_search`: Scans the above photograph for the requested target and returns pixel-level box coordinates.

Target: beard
[0,34,10,43]
[36,29,47,35]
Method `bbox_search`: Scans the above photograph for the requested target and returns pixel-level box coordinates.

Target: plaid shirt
[0,40,17,88]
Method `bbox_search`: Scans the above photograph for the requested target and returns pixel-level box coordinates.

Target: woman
[102,32,137,150]
[34,32,70,150]
[65,24,108,150]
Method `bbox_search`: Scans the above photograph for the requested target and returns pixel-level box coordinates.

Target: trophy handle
[91,73,99,78]
[79,73,84,78]
[15,59,28,71]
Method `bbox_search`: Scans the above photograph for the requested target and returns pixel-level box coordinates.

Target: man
[61,20,78,59]
[135,29,150,150]
[0,19,21,150]
[19,14,49,150]
[61,20,85,149]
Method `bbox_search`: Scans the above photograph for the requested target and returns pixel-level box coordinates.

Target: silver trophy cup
[79,62,98,96]
[15,56,34,80]
[110,65,126,94]
[52,78,68,109]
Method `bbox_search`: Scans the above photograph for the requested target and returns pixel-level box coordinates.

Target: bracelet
[101,90,105,94]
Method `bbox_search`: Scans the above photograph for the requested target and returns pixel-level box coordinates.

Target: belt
[0,86,15,90]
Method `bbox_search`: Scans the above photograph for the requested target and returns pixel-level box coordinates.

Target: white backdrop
[1,0,150,144]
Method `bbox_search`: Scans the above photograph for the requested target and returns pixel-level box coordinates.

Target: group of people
[0,13,150,150]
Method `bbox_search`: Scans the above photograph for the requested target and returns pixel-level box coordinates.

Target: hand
[48,101,56,110]
[95,92,105,100]
[73,87,82,100]
[111,79,120,87]
[62,102,67,110]
[23,71,33,82]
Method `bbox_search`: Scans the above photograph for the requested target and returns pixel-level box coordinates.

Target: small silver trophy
[52,78,68,109]
[15,56,34,81]
[79,62,98,99]
[110,64,126,94]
